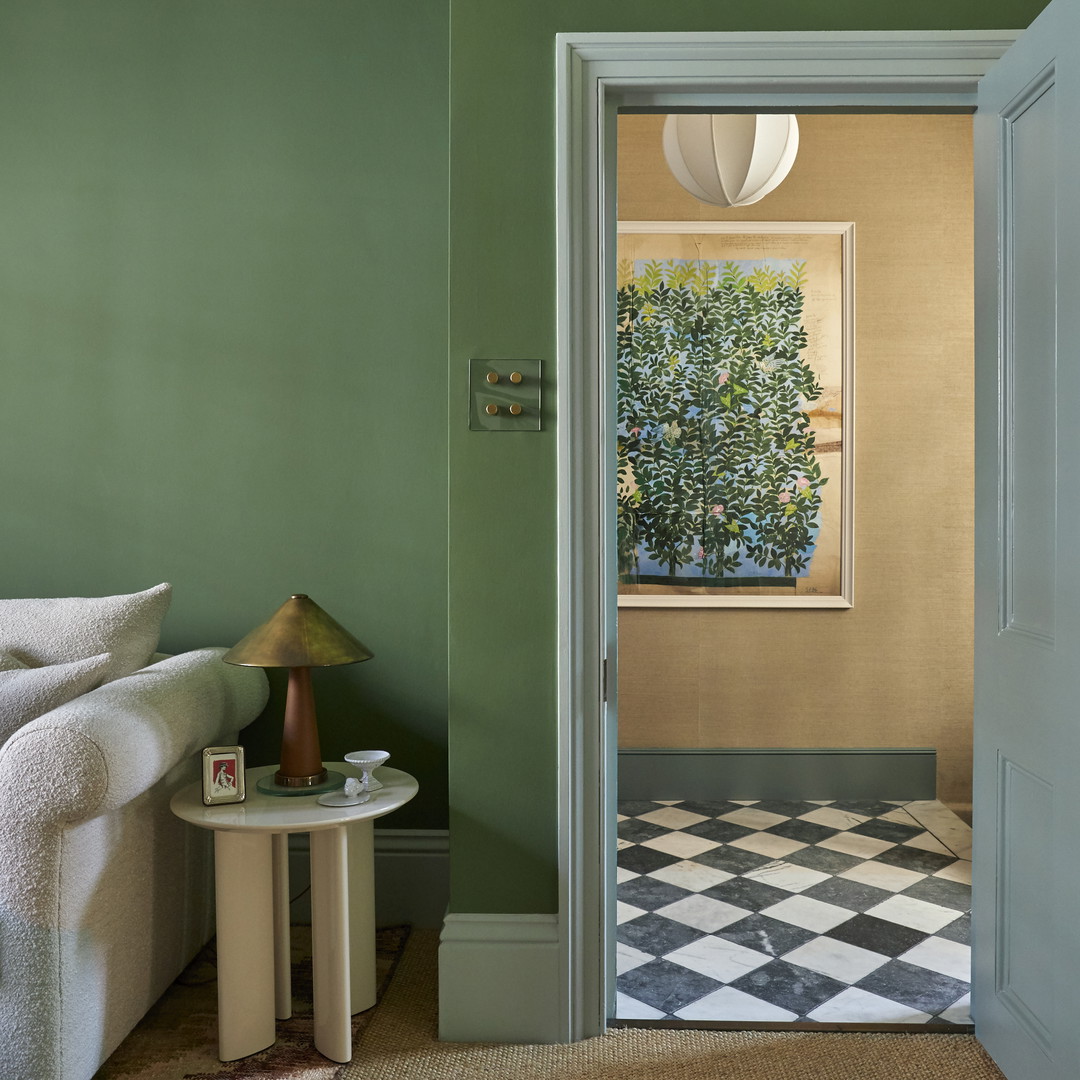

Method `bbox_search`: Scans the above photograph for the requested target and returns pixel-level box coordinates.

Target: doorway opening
[609,111,974,1028]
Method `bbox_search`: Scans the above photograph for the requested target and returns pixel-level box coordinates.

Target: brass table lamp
[224,594,372,796]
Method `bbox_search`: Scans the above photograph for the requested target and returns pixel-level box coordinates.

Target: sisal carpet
[345,930,1007,1080]
[95,925,408,1080]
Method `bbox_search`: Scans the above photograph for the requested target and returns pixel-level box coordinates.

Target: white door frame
[554,29,1018,1042]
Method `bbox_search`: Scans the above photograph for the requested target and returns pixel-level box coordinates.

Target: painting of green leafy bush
[617,257,826,587]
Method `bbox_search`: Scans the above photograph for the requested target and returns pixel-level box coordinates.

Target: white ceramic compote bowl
[344,750,390,794]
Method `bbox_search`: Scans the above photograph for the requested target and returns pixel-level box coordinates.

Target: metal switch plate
[469,359,542,431]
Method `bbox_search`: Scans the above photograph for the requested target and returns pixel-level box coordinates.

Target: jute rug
[345,930,1007,1080]
[96,925,408,1080]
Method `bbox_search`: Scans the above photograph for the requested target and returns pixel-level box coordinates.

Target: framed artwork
[202,745,246,805]
[616,221,854,608]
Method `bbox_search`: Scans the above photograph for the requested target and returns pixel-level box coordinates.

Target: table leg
[272,832,292,1019]
[347,818,376,1014]
[310,825,351,1063]
[214,831,277,1061]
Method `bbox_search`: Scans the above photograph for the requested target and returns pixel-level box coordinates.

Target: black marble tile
[936,913,971,945]
[848,818,924,843]
[675,799,744,818]
[619,801,666,818]
[616,912,704,955]
[617,844,682,875]
[855,959,969,1015]
[730,959,849,1015]
[701,877,792,913]
[783,845,864,875]
[617,958,723,1014]
[715,913,818,957]
[618,818,669,844]
[766,819,838,845]
[828,800,901,817]
[683,818,755,844]
[800,875,894,913]
[751,799,823,818]
[824,913,928,957]
[693,845,774,875]
[618,876,694,912]
[900,876,972,913]
[874,845,957,875]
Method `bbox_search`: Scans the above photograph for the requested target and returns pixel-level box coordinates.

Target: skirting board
[439,913,562,1043]
[288,828,448,929]
[618,747,937,801]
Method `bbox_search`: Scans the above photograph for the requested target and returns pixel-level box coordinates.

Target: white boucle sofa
[0,589,269,1080]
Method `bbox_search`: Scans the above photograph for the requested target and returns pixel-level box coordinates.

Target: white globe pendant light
[662,113,800,208]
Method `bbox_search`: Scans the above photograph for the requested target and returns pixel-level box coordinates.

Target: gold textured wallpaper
[616,114,974,816]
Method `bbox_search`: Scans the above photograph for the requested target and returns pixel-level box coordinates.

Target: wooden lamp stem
[275,667,329,787]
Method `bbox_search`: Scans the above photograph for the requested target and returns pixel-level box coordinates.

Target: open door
[973,0,1080,1076]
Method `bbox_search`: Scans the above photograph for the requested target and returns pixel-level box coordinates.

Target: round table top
[170,763,418,833]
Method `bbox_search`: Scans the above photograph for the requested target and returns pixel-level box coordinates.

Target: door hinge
[602,658,609,702]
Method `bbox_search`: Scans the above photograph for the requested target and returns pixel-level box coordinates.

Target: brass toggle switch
[509,371,523,384]
[486,371,500,384]
[508,403,523,416]
[485,403,499,416]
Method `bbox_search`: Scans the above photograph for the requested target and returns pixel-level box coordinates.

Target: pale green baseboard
[618,747,936,802]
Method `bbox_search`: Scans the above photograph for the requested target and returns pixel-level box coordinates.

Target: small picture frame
[202,745,246,805]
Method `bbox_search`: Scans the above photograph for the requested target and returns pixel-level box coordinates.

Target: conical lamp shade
[223,594,373,669]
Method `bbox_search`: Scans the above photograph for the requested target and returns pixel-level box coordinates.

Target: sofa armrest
[0,647,268,827]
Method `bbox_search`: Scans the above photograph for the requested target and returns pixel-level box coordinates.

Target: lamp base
[256,769,347,798]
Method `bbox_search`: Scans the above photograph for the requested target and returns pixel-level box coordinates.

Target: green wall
[447,0,1050,911]
[0,0,449,828]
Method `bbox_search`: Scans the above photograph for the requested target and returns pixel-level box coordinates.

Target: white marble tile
[934,859,972,885]
[760,894,854,933]
[729,799,758,805]
[616,900,647,925]
[675,985,798,1022]
[728,832,808,859]
[637,806,710,830]
[615,991,666,1020]
[903,831,955,856]
[648,859,734,892]
[617,837,634,851]
[901,800,972,860]
[817,832,895,859]
[719,807,791,830]
[616,813,629,822]
[839,861,926,893]
[805,987,932,1024]
[879,807,921,827]
[865,894,963,934]
[899,937,971,982]
[655,894,750,933]
[744,859,831,893]
[616,866,641,884]
[616,941,654,975]
[783,937,890,984]
[938,992,972,1025]
[654,800,681,805]
[798,807,871,830]
[665,934,771,982]
[640,832,720,859]
[805,799,835,806]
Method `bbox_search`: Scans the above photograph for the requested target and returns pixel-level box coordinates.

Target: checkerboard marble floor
[615,798,972,1026]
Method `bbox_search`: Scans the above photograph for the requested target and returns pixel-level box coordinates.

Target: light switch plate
[469,359,542,431]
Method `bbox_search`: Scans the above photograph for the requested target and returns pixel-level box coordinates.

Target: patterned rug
[96,925,409,1080]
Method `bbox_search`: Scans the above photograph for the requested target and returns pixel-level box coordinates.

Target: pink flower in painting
[630,427,642,435]
[710,504,724,516]
[697,547,705,560]
[796,476,810,489]
[718,371,730,385]
[778,491,791,504]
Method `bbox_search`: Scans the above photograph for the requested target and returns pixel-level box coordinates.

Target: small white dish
[317,789,370,807]
[344,750,390,792]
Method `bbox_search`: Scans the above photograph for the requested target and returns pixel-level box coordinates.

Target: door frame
[554,29,1017,1042]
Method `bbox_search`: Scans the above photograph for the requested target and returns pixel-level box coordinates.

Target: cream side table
[170,762,417,1063]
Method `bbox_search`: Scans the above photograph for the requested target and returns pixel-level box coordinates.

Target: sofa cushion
[0,583,171,684]
[0,652,114,743]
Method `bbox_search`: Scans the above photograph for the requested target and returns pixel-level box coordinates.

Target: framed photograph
[616,221,854,608]
[202,745,246,805]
